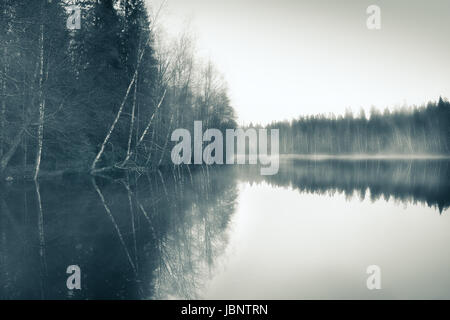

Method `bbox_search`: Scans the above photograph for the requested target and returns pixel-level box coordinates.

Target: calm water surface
[0,159,449,299]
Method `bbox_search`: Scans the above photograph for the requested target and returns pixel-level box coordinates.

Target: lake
[0,159,449,299]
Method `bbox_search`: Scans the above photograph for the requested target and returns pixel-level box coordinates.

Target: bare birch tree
[34,20,46,181]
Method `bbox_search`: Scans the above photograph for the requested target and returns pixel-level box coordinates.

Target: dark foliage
[0,0,236,178]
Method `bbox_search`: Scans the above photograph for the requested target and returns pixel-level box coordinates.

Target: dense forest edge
[1,1,449,182]
[0,0,236,180]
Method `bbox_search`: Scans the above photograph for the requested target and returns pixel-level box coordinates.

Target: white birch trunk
[91,37,152,171]
[120,89,166,166]
[34,23,45,181]
[126,71,138,161]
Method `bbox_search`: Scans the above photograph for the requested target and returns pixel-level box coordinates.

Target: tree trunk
[0,46,6,159]
[120,89,166,166]
[91,36,153,171]
[0,127,25,173]
[34,23,45,181]
[158,112,173,167]
[126,70,138,161]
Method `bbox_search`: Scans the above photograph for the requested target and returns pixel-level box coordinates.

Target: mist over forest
[264,98,450,155]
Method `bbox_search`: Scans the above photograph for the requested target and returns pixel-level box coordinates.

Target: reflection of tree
[0,166,238,299]
[146,166,238,299]
[35,181,47,299]
[0,192,17,299]
[92,178,137,276]
[1,159,447,299]
[0,182,49,299]
[240,160,450,213]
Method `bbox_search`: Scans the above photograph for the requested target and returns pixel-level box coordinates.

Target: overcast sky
[147,0,450,125]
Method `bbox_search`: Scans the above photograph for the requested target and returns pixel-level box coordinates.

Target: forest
[265,97,450,155]
[1,1,449,182]
[0,0,237,180]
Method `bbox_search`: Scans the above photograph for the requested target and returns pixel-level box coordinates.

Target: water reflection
[0,167,238,299]
[241,159,450,213]
[0,160,448,299]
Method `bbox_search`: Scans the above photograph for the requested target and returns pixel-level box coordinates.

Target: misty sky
[147,0,450,125]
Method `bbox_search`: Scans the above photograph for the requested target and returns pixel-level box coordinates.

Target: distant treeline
[264,98,450,154]
[0,0,236,179]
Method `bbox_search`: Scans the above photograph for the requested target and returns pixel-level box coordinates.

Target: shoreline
[2,154,450,182]
[281,154,450,160]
